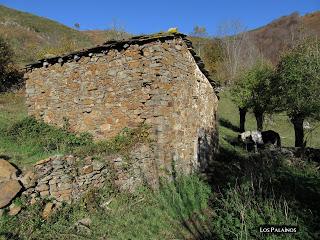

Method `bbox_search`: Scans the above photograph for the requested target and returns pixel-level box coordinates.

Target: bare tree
[217,20,263,132]
[217,21,261,85]
[190,25,208,57]
[107,19,129,41]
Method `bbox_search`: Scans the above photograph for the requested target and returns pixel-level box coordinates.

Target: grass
[0,92,151,168]
[218,89,320,147]
[0,92,48,166]
[0,92,64,166]
[208,146,320,239]
[1,91,320,239]
[0,175,213,240]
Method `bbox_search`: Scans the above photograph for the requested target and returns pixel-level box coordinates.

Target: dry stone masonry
[24,32,219,187]
[24,155,108,203]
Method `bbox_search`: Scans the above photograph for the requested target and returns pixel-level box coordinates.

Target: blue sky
[0,0,319,35]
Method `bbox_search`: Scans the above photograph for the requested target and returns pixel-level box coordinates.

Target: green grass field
[0,92,52,167]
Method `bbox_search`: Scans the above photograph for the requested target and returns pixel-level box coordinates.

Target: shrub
[5,117,93,153]
[0,36,23,92]
[4,117,151,161]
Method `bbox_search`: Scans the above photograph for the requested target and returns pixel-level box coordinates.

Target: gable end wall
[25,37,218,186]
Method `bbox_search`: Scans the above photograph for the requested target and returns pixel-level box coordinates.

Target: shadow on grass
[158,175,218,240]
[0,154,10,160]
[0,232,21,240]
[219,117,241,133]
[205,145,320,236]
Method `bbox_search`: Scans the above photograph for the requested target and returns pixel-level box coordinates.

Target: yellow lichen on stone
[167,27,178,34]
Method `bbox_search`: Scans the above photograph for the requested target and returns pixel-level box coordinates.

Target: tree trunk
[239,107,247,132]
[291,115,304,148]
[254,110,264,131]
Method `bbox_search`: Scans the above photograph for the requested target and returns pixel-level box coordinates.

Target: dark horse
[261,130,281,148]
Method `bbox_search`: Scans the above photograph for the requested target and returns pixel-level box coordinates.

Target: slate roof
[25,32,216,88]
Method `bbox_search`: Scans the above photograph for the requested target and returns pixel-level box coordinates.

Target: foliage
[211,182,312,240]
[272,37,320,120]
[105,19,130,41]
[5,117,93,153]
[0,111,150,166]
[230,60,274,111]
[191,25,208,37]
[0,36,23,92]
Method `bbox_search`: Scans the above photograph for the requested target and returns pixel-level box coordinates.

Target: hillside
[0,5,135,66]
[0,5,94,65]
[1,4,319,69]
[82,29,132,45]
[248,11,320,63]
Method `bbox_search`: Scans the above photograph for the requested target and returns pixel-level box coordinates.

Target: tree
[192,26,208,37]
[190,25,208,57]
[107,19,128,41]
[230,79,251,132]
[0,36,22,92]
[217,21,260,86]
[231,60,274,131]
[272,38,320,147]
[248,61,274,131]
[74,23,80,30]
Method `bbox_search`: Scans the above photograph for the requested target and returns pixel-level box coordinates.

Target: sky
[0,0,319,35]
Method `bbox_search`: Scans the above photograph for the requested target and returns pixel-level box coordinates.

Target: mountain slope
[248,11,320,63]
[0,5,94,65]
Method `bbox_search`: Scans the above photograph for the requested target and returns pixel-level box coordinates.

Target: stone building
[24,33,219,188]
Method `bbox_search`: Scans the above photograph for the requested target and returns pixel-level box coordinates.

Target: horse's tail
[276,132,281,148]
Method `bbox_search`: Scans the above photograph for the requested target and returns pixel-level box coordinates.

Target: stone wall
[23,149,162,203]
[25,34,218,185]
[24,155,108,203]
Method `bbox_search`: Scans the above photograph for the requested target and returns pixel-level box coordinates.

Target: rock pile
[0,155,110,218]
[24,155,108,204]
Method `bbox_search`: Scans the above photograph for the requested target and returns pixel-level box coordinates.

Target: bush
[5,117,93,153]
[0,36,23,92]
[4,117,151,160]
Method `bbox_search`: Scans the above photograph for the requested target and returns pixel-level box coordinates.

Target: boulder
[77,218,92,227]
[42,202,54,219]
[8,203,22,216]
[0,180,22,208]
[75,217,92,233]
[0,159,19,181]
[19,170,36,189]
